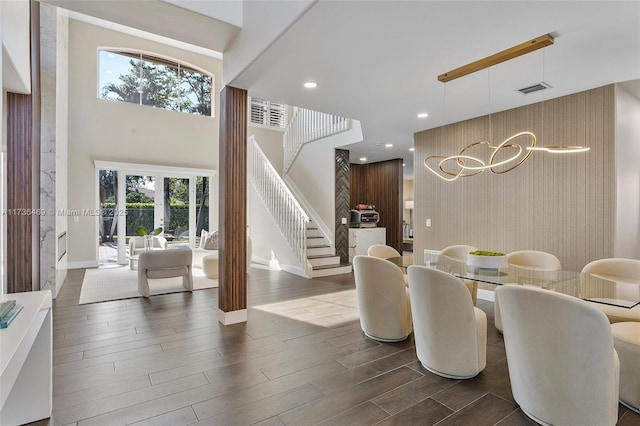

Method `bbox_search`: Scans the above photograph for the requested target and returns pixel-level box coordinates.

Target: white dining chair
[499,285,619,426]
[494,250,561,332]
[352,255,413,342]
[367,244,401,259]
[439,244,478,304]
[581,258,640,323]
[407,265,487,379]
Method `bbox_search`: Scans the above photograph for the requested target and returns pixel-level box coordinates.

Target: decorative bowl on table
[466,250,508,270]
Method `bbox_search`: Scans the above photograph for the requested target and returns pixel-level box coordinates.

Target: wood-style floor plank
[37,265,640,425]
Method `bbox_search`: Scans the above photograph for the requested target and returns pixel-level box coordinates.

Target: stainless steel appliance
[350,207,380,228]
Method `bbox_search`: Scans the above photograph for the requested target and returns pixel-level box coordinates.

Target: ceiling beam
[438,34,554,83]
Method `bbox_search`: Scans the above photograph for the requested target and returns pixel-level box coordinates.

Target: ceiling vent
[517,82,552,95]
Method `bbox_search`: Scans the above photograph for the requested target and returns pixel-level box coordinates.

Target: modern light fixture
[359,157,367,162]
[528,145,590,153]
[417,112,429,118]
[438,34,554,82]
[409,147,415,152]
[303,81,317,89]
[385,143,393,148]
[525,48,590,153]
[425,32,587,181]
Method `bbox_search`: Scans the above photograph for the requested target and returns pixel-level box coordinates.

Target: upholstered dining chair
[498,285,619,426]
[367,244,401,259]
[407,265,487,379]
[581,258,640,323]
[439,244,478,305]
[494,250,561,332]
[352,255,412,342]
[440,244,478,262]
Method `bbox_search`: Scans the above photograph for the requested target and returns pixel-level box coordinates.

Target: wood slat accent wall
[350,159,403,253]
[6,93,34,293]
[6,0,41,294]
[218,86,247,315]
[414,85,615,272]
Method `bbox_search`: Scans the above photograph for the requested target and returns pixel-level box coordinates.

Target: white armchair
[407,265,487,379]
[498,285,619,426]
[137,249,193,298]
[129,236,167,256]
[352,255,412,342]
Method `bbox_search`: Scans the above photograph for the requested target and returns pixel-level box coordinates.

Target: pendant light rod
[438,34,554,83]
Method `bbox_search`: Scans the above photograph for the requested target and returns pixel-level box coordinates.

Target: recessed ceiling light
[385,143,393,148]
[359,157,367,162]
[417,112,429,118]
[402,163,406,167]
[409,147,415,152]
[304,81,317,89]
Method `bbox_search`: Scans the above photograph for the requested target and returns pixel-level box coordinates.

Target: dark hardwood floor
[32,266,640,425]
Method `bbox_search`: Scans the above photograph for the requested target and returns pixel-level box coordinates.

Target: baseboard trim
[218,308,247,325]
[67,260,100,269]
[280,264,308,278]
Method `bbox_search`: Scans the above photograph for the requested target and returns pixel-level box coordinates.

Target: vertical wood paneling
[334,149,350,264]
[414,85,615,272]
[6,0,41,293]
[350,159,403,253]
[218,86,247,314]
[7,93,34,293]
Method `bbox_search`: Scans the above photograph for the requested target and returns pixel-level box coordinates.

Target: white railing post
[248,136,309,270]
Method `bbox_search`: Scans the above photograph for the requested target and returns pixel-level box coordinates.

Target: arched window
[98,50,213,117]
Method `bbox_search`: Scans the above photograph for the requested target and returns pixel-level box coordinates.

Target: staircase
[305,221,351,278]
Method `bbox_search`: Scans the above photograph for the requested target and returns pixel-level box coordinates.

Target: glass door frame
[94,161,216,266]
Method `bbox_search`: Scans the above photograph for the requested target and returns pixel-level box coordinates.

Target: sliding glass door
[96,162,216,266]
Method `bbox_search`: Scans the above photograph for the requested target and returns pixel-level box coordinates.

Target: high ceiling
[49,1,640,178]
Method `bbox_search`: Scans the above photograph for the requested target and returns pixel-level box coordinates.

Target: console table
[0,290,52,425]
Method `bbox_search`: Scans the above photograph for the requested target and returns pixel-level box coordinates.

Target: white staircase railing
[248,136,309,267]
[283,107,351,175]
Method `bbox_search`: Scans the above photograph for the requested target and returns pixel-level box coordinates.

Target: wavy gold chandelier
[424,131,536,181]
[426,34,589,181]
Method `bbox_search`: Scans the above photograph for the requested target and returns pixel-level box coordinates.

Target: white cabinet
[349,227,386,262]
[0,291,52,425]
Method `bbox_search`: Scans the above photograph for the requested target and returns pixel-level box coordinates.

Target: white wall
[249,125,285,174]
[2,0,30,94]
[285,120,362,244]
[67,20,222,267]
[248,184,302,274]
[223,0,315,86]
[615,83,640,259]
[161,0,243,27]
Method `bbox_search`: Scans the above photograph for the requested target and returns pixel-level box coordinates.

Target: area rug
[79,265,218,304]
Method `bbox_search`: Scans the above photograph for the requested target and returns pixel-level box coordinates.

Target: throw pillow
[203,231,218,250]
[200,230,209,249]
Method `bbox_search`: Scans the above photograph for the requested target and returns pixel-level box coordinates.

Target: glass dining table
[387,253,640,309]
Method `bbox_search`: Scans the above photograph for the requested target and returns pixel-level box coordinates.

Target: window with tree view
[99,50,213,117]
